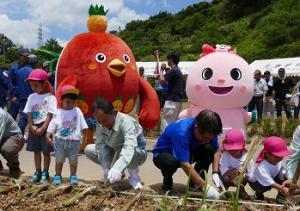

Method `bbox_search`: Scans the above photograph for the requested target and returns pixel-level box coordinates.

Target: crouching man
[0,108,24,178]
[84,97,147,189]
[152,110,222,199]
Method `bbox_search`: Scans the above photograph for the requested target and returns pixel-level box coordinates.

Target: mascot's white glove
[99,168,109,184]
[206,184,221,199]
[212,173,225,191]
[107,168,122,184]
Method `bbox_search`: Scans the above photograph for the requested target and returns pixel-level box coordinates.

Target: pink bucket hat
[27,69,53,93]
[256,136,291,163]
[27,69,49,81]
[223,129,246,151]
[60,85,79,96]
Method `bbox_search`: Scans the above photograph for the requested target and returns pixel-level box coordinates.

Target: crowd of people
[248,67,300,122]
[0,49,299,202]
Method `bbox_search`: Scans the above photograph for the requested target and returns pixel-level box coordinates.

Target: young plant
[274,117,283,137]
[159,191,172,211]
[230,136,264,211]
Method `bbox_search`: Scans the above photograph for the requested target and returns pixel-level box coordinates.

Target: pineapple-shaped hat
[87,4,109,32]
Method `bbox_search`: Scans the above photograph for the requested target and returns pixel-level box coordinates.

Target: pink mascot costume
[179,44,254,136]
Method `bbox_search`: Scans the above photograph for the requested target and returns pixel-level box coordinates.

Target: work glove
[212,173,225,191]
[107,168,122,184]
[206,184,221,199]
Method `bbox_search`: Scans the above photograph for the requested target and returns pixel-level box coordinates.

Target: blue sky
[0,0,203,48]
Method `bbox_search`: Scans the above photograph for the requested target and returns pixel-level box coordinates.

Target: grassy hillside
[114,0,300,63]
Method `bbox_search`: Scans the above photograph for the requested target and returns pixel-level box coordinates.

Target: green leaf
[37,48,60,59]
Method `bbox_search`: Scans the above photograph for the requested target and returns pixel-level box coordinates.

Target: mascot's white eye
[231,68,242,80]
[202,68,213,80]
[96,53,106,63]
[123,54,130,63]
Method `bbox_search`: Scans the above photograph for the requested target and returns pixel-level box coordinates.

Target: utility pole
[2,42,5,64]
[38,23,43,47]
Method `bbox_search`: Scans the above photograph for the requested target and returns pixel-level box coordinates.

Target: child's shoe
[40,171,50,184]
[31,170,42,184]
[53,175,62,185]
[70,175,79,185]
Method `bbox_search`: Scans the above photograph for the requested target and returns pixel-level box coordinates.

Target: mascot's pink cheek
[194,84,202,92]
[240,86,247,93]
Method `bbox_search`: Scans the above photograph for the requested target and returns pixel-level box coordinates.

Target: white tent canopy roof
[250,57,300,77]
[136,61,195,76]
[137,57,300,77]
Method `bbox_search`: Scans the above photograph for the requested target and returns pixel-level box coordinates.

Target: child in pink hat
[23,69,57,184]
[212,129,249,198]
[247,136,292,201]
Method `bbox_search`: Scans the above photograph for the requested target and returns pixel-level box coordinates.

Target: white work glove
[212,173,225,191]
[99,168,109,184]
[107,168,122,184]
[206,184,220,199]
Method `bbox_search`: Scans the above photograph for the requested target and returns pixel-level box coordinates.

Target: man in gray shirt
[84,97,147,189]
[0,108,24,178]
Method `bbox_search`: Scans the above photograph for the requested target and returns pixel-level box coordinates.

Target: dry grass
[0,175,295,211]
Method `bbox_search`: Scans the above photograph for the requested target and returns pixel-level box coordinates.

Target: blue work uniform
[15,64,33,133]
[7,62,23,119]
[0,68,8,108]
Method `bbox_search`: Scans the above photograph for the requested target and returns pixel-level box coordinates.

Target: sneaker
[70,175,79,185]
[276,193,286,204]
[239,187,250,200]
[31,170,42,184]
[40,171,50,184]
[53,175,62,185]
[255,193,264,201]
[9,168,21,179]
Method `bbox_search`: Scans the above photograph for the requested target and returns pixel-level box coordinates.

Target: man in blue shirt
[7,49,29,119]
[152,110,222,199]
[16,54,37,133]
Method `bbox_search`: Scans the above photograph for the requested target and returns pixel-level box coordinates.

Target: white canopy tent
[136,61,195,76]
[137,57,300,77]
[250,57,300,77]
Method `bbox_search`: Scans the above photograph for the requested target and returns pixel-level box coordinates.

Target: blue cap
[16,48,29,56]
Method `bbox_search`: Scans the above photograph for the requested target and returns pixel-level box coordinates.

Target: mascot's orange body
[55,5,160,132]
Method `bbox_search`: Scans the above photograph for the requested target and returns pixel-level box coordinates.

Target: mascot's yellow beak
[107,59,126,77]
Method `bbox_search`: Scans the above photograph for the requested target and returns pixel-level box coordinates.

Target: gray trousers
[84,144,147,171]
[161,101,182,131]
[0,135,24,170]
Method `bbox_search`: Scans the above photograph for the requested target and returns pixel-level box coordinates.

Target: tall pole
[2,42,5,64]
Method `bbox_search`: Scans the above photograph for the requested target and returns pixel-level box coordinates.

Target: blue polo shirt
[152,118,219,162]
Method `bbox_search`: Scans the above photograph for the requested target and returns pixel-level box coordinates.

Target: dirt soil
[0,176,295,211]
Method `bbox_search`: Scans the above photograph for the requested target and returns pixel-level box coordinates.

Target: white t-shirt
[220,151,247,176]
[47,107,88,141]
[254,78,268,97]
[23,93,57,124]
[247,160,283,186]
